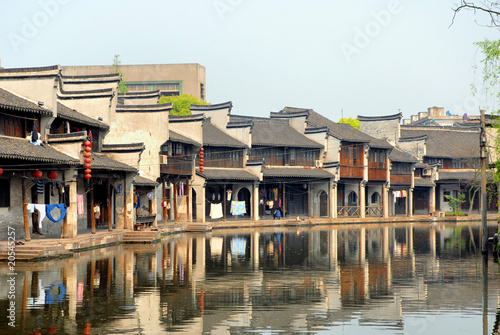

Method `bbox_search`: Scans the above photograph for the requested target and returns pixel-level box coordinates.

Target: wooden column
[22,178,31,241]
[223,184,227,221]
[108,178,112,231]
[186,179,191,222]
[90,181,96,234]
[162,180,168,223]
[173,182,178,222]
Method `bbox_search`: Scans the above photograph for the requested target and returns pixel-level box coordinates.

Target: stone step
[185,223,212,232]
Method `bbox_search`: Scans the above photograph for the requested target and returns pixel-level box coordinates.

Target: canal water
[1,223,500,335]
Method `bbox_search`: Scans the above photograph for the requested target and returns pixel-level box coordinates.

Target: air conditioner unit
[422,168,431,176]
[159,155,168,165]
[315,160,323,168]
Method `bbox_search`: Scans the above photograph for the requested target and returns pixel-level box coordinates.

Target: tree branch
[451,1,500,27]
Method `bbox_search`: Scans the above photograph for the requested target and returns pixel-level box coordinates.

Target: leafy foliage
[338,117,360,130]
[111,55,128,93]
[158,94,209,115]
[444,193,466,215]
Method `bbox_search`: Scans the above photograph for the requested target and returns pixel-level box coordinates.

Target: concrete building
[62,63,206,100]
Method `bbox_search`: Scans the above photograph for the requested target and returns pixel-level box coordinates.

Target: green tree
[159,94,209,115]
[338,117,360,130]
[444,193,466,216]
[111,55,128,93]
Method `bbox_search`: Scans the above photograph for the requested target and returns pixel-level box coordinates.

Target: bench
[430,211,445,217]
[134,214,156,230]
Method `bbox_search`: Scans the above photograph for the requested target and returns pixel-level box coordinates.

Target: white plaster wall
[191,107,228,129]
[169,119,203,147]
[226,126,251,147]
[0,76,59,112]
[62,97,112,124]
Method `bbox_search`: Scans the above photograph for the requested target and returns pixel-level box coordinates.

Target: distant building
[62,63,206,100]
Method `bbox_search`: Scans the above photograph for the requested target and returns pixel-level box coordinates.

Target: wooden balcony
[160,157,193,176]
[390,174,411,185]
[340,165,364,179]
[368,168,387,181]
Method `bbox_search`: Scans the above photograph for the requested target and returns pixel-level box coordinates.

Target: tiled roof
[357,112,403,122]
[203,121,247,148]
[90,153,137,172]
[263,167,334,178]
[0,87,52,115]
[401,127,480,159]
[190,101,232,112]
[389,146,418,163]
[169,130,201,146]
[230,115,323,148]
[413,177,435,187]
[0,135,79,164]
[57,102,109,129]
[277,107,392,149]
[134,175,158,186]
[197,167,259,181]
[438,169,491,181]
[116,103,172,113]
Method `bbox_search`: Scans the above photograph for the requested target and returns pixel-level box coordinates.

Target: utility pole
[480,109,488,254]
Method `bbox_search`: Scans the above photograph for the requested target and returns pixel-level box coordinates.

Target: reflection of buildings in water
[2,224,500,334]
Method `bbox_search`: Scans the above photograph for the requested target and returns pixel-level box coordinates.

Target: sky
[0,0,499,122]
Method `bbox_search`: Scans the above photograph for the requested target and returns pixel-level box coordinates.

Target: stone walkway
[0,213,497,261]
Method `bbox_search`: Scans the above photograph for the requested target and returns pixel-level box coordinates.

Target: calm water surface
[1,223,500,335]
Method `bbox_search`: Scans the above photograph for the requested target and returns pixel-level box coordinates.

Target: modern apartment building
[62,63,206,100]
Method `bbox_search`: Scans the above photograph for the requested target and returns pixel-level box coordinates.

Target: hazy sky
[0,0,498,121]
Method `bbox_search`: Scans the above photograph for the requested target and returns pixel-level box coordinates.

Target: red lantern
[84,140,91,147]
[84,163,92,169]
[84,158,91,164]
[47,171,58,180]
[32,170,43,179]
[84,152,91,158]
[84,174,92,179]
[0,168,3,175]
[84,169,92,175]
[200,147,204,152]
[84,146,91,152]
[199,161,204,167]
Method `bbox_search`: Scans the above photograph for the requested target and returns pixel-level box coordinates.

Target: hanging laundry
[402,190,407,197]
[94,205,101,220]
[227,189,232,201]
[134,194,141,209]
[46,204,67,223]
[147,192,154,200]
[34,204,46,229]
[77,194,84,215]
[273,188,278,201]
[210,203,223,219]
[230,201,246,216]
[33,179,45,194]
[28,204,35,213]
[179,182,184,196]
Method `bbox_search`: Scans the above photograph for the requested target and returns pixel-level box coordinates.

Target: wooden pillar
[123,174,127,229]
[90,181,96,234]
[186,179,191,222]
[22,178,31,241]
[173,182,178,222]
[307,182,311,218]
[162,180,168,223]
[108,178,112,231]
[282,182,286,218]
[223,184,227,221]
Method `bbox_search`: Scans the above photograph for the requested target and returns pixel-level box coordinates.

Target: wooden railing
[337,206,360,217]
[340,165,364,179]
[365,206,383,217]
[160,157,193,176]
[368,168,387,181]
[390,174,412,185]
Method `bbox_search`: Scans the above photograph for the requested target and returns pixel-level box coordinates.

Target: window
[443,190,451,202]
[371,192,380,204]
[0,179,10,207]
